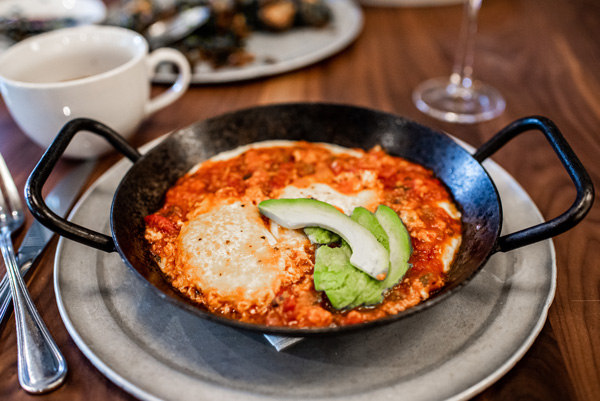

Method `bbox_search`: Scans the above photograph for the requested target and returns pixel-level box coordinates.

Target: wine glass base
[413,77,506,124]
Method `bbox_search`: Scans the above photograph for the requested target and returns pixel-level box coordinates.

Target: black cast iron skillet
[26,103,594,337]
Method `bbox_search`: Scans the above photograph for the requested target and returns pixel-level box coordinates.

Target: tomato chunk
[144,214,179,235]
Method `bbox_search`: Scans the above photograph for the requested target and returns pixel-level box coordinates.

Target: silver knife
[0,161,96,324]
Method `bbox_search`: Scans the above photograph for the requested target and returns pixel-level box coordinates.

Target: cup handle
[144,48,192,116]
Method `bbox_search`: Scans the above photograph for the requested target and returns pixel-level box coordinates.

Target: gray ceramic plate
[153,0,363,84]
[55,137,555,401]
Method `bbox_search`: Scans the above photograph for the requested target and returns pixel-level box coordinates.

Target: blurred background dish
[144,5,210,50]
[180,0,363,84]
[0,0,106,44]
[107,0,363,84]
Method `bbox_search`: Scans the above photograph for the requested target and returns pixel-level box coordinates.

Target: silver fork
[0,153,67,393]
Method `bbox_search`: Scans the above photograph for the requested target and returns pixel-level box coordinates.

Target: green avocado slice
[313,205,412,309]
[375,205,412,289]
[258,198,389,280]
[313,242,385,308]
[303,226,341,245]
[351,206,390,249]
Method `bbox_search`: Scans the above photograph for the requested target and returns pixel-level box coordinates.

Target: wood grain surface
[0,0,599,399]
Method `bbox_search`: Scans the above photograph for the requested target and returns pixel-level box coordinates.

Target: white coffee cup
[0,25,192,158]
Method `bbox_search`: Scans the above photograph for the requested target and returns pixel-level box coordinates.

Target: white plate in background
[153,0,364,84]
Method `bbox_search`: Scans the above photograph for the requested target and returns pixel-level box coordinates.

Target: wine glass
[412,0,505,124]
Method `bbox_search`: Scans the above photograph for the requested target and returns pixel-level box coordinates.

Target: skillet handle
[25,118,142,253]
[473,116,594,253]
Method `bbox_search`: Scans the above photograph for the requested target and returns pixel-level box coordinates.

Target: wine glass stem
[450,0,482,89]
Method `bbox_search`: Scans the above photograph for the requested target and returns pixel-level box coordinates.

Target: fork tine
[0,168,7,223]
[0,185,6,223]
[0,153,23,223]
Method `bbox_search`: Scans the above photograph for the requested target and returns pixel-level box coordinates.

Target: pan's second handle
[25,118,142,253]
[473,116,594,253]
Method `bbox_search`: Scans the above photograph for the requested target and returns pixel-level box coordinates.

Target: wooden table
[0,0,598,399]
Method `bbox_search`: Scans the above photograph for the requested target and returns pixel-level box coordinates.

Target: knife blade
[0,161,96,324]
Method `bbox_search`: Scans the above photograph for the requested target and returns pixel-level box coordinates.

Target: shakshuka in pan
[144,140,462,328]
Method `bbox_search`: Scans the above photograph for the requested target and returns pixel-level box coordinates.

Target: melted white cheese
[278,183,380,214]
[437,201,462,271]
[442,236,461,272]
[178,202,298,305]
[438,200,461,220]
